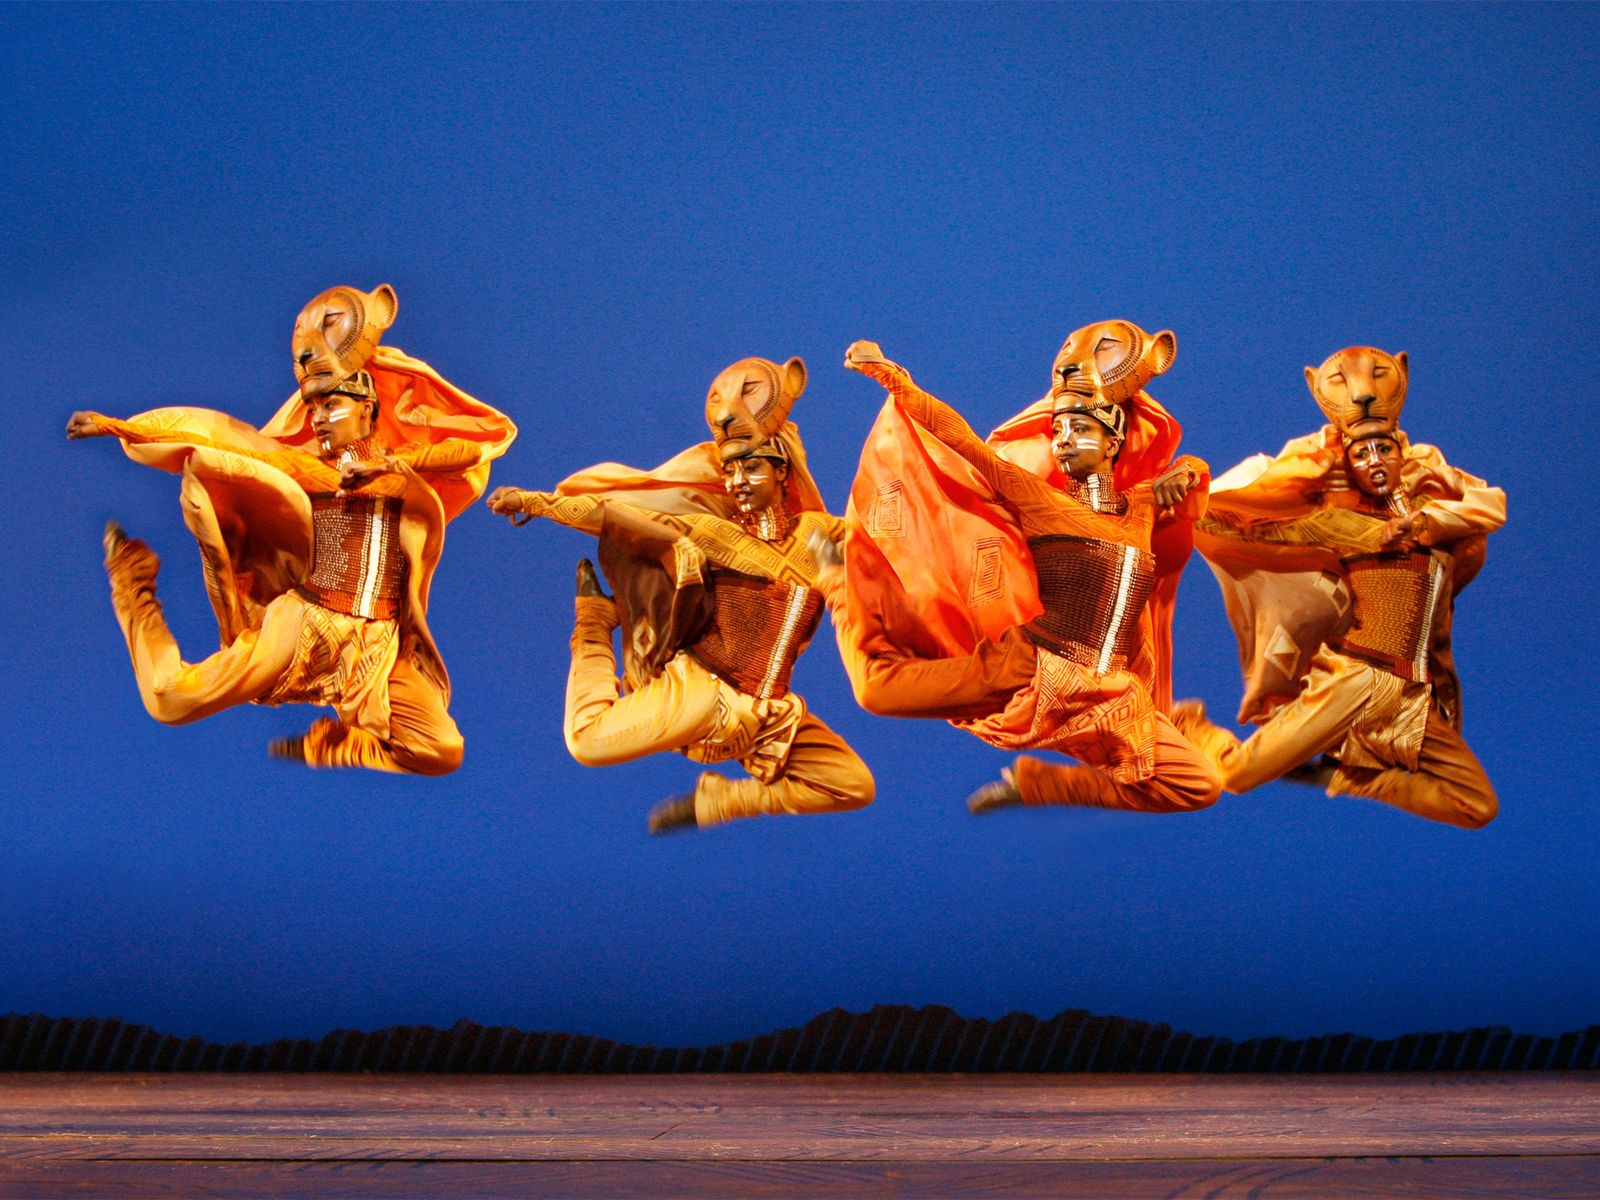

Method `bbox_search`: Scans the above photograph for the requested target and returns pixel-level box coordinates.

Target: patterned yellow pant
[108,538,461,775]
[564,597,873,826]
[1180,650,1496,829]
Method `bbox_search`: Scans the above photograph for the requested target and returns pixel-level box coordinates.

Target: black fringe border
[4,1006,1597,1073]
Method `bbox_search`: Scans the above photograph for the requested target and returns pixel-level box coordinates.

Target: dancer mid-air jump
[488,356,873,834]
[834,325,1221,816]
[68,283,515,773]
[1177,346,1505,828]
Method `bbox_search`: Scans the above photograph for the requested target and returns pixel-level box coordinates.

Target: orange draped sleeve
[838,359,1202,715]
[260,344,516,521]
[1196,428,1505,725]
[545,421,827,523]
[840,364,1042,677]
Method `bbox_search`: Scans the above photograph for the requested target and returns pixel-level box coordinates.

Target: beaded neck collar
[1064,471,1127,515]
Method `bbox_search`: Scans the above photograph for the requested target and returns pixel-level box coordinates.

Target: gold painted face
[1050,411,1122,480]
[1306,346,1408,441]
[1346,435,1404,499]
[293,284,397,399]
[1050,320,1176,408]
[705,356,806,447]
[719,446,787,515]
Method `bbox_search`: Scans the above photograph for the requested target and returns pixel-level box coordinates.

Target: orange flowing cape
[115,345,515,699]
[839,388,1193,713]
[1195,426,1501,727]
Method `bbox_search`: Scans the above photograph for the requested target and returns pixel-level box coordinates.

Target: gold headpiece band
[323,369,377,402]
[725,435,790,464]
[1051,399,1128,442]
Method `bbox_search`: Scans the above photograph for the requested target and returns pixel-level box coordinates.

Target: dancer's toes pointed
[102,520,129,561]
[576,558,611,601]
[268,733,308,764]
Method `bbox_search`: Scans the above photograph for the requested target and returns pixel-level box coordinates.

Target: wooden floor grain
[1,1073,1596,1197]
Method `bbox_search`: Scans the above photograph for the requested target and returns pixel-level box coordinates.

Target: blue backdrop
[3,2,1597,1049]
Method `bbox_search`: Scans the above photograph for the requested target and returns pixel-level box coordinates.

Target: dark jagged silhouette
[5,1006,1597,1073]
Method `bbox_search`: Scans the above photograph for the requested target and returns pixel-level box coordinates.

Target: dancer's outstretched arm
[488,487,712,544]
[843,341,1060,528]
[487,487,724,583]
[69,407,342,492]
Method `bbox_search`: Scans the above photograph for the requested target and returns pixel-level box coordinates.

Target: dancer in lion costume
[67,283,515,774]
[834,323,1221,817]
[1176,346,1505,828]
[487,356,874,834]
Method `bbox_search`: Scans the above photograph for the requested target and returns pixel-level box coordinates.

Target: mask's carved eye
[1094,337,1121,352]
[1326,372,1345,387]
[741,381,758,394]
[322,311,340,329]
[1372,366,1389,377]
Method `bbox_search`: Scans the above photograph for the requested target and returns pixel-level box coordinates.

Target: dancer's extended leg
[850,628,1036,720]
[286,656,465,776]
[106,526,298,725]
[1007,716,1221,813]
[1172,662,1374,794]
[693,714,874,827]
[1327,708,1497,829]
[563,594,728,766]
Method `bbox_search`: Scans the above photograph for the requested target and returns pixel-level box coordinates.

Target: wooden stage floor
[2,1073,1597,1197]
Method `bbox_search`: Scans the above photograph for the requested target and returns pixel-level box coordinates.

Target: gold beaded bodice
[299,441,404,620]
[688,571,825,700]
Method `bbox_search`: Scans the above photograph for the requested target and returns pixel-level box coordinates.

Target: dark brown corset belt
[689,572,824,700]
[1023,535,1155,674]
[1334,550,1446,684]
[299,494,404,621]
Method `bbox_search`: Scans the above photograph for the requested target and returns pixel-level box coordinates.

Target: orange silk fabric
[1195,426,1506,725]
[262,344,517,520]
[548,421,827,521]
[839,391,1201,715]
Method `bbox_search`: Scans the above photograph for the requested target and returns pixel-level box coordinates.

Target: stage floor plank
[1,1072,1596,1197]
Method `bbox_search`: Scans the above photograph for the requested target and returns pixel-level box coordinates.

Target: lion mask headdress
[1305,345,1409,443]
[291,284,399,400]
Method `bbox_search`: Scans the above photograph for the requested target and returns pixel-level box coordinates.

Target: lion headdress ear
[364,283,398,331]
[1143,328,1177,379]
[1304,346,1408,442]
[705,355,807,447]
[341,283,398,371]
